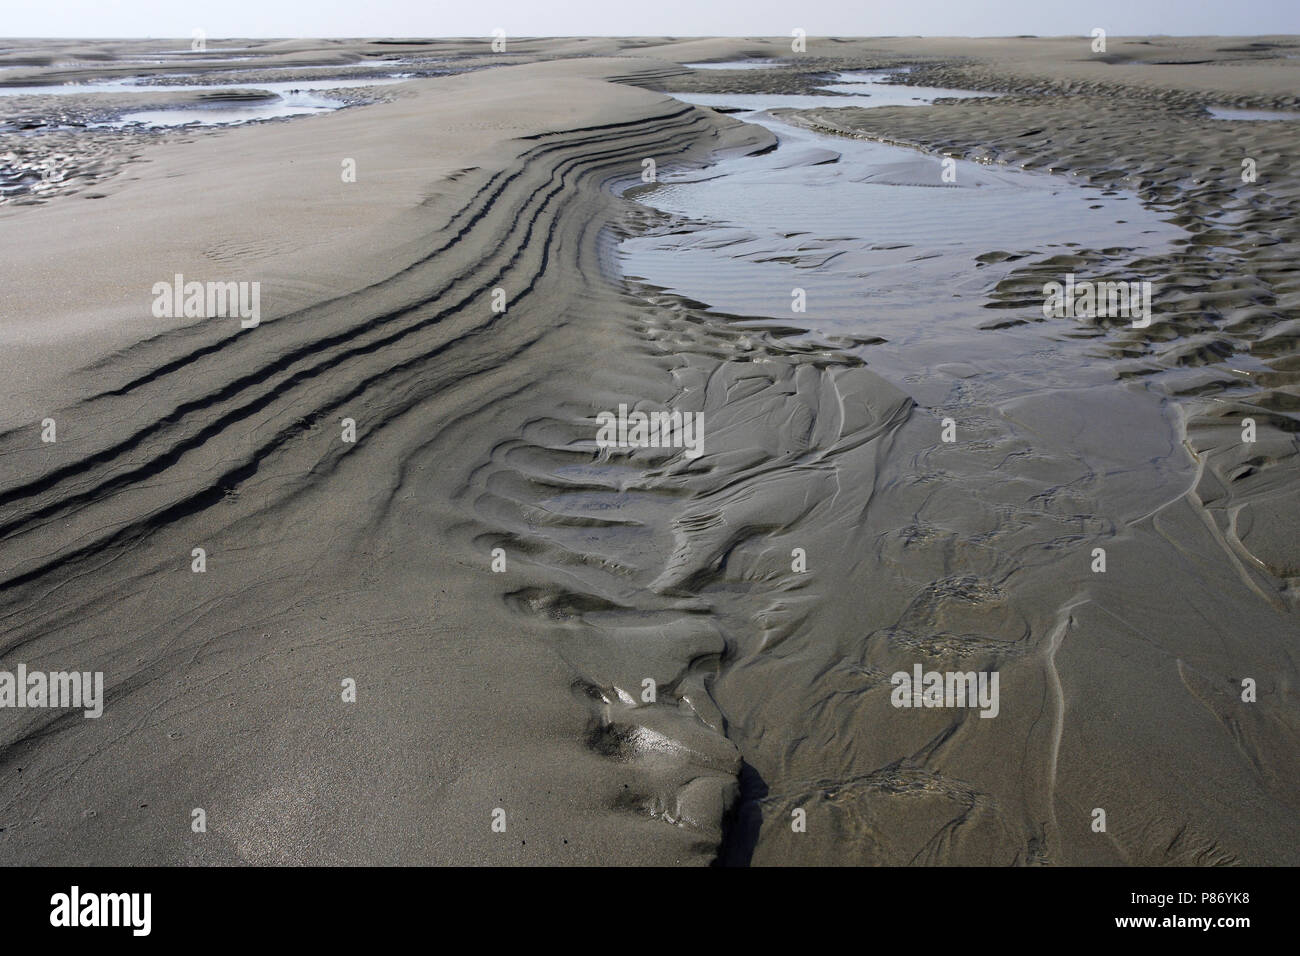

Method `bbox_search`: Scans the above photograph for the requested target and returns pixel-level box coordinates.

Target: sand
[0,36,1296,866]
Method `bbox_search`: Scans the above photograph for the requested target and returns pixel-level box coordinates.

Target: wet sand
[0,36,1297,866]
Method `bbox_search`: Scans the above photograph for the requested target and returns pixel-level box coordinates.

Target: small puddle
[1,69,421,127]
[684,60,792,70]
[622,99,1180,342]
[1206,106,1300,121]
[0,72,416,97]
[820,68,997,105]
[107,90,346,127]
[672,69,1000,113]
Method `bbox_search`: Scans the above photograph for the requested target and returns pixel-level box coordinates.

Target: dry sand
[0,36,1296,865]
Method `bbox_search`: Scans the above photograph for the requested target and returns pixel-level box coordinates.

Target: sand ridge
[0,51,785,864]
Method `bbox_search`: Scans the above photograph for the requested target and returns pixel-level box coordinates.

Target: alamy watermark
[595,404,704,459]
[890,664,999,718]
[1043,273,1152,328]
[152,273,260,328]
[0,665,103,718]
[50,887,150,936]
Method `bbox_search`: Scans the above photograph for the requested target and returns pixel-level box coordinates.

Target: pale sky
[6,0,1298,39]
